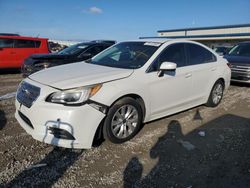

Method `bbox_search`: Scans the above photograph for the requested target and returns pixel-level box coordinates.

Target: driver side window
[149,43,186,72]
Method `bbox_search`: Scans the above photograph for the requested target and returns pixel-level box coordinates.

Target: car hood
[24,54,80,68]
[224,55,250,65]
[29,62,134,89]
[30,53,73,60]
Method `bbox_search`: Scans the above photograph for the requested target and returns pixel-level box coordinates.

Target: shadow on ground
[0,110,7,130]
[124,114,250,188]
[3,147,83,187]
[3,121,83,187]
[0,69,20,75]
[231,81,250,87]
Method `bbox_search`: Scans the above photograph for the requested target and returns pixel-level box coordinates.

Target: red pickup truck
[0,35,49,69]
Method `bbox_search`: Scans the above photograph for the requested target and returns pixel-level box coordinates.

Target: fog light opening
[48,127,75,140]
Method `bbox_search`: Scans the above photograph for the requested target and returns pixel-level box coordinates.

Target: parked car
[0,35,49,69]
[22,40,116,77]
[15,39,231,149]
[214,46,231,56]
[224,41,250,83]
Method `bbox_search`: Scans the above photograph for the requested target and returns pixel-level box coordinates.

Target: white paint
[15,39,231,149]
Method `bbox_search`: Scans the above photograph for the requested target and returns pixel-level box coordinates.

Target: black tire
[206,80,224,107]
[103,97,143,144]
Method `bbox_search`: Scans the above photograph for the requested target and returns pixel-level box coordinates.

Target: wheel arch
[217,77,225,87]
[109,93,146,121]
[92,93,146,147]
[205,77,225,107]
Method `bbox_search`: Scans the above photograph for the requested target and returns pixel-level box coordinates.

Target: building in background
[145,24,250,49]
[158,24,250,48]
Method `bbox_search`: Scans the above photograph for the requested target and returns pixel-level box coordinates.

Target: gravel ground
[0,72,250,188]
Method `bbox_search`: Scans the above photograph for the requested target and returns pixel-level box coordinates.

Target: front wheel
[206,80,224,107]
[103,97,143,144]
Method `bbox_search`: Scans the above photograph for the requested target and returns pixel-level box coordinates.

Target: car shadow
[0,68,20,75]
[0,109,7,130]
[4,147,83,187]
[123,114,250,188]
[3,120,83,187]
[230,81,250,87]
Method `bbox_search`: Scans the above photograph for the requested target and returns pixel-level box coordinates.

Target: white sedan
[15,39,231,149]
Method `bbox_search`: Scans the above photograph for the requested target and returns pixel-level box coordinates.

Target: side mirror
[81,52,92,59]
[159,62,177,71]
[158,62,177,77]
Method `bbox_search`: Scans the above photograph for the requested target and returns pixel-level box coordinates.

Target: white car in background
[15,39,231,149]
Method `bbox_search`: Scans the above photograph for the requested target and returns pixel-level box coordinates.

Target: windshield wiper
[85,58,92,63]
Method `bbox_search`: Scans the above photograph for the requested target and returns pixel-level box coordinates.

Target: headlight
[46,84,102,105]
[34,62,51,69]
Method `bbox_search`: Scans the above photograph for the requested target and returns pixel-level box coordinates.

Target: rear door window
[0,38,14,48]
[14,39,36,48]
[187,43,216,65]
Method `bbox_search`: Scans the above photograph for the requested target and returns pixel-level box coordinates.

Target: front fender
[91,77,152,122]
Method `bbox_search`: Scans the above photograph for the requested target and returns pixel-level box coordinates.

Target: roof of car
[0,35,48,40]
[76,40,116,46]
[131,38,198,44]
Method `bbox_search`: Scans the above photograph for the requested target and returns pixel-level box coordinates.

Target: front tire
[103,97,143,144]
[206,80,224,107]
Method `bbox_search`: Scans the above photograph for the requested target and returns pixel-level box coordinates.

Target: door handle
[185,73,192,78]
[211,67,216,71]
[10,52,16,54]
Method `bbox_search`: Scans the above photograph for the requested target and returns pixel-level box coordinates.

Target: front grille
[231,75,250,81]
[231,63,250,80]
[18,111,34,129]
[231,64,250,73]
[17,81,40,108]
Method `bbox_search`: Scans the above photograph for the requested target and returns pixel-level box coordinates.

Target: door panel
[145,43,195,119]
[190,62,218,102]
[146,66,193,120]
[186,43,218,102]
[14,39,37,67]
[0,48,18,68]
[0,38,15,68]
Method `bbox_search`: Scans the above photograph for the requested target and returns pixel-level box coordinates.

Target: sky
[0,0,250,41]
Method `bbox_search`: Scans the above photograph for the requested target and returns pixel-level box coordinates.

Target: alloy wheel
[111,105,139,139]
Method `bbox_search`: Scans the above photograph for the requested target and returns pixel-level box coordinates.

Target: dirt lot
[0,72,250,188]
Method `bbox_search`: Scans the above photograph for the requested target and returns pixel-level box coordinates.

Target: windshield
[90,42,160,69]
[58,43,89,55]
[228,43,250,57]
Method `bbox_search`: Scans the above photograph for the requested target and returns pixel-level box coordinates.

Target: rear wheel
[103,97,143,143]
[206,80,224,107]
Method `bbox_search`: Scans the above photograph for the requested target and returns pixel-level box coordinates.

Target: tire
[103,97,143,144]
[206,80,224,107]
